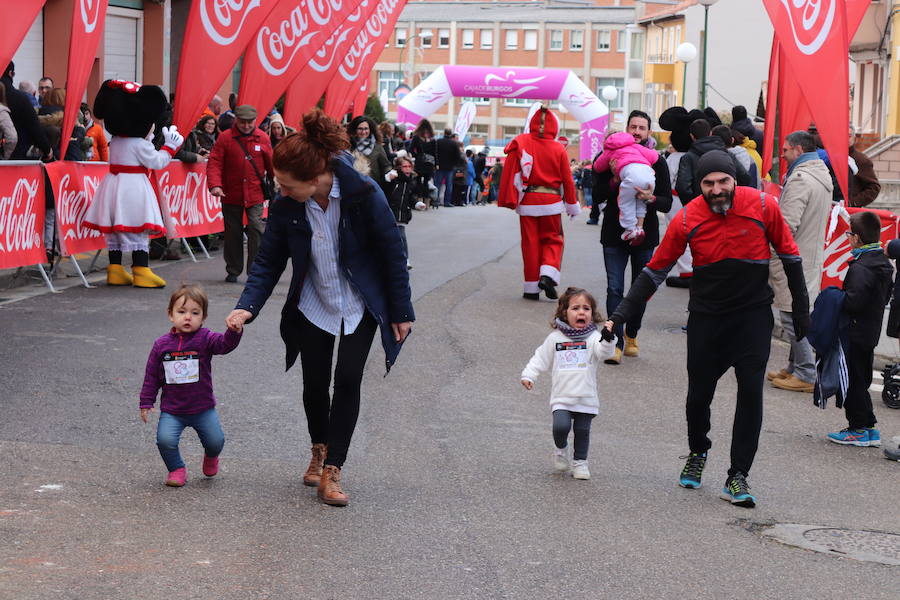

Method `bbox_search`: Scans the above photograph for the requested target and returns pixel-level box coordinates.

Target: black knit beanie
[696,150,736,183]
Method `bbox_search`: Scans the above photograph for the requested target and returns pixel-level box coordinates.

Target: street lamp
[399,30,432,84]
[697,0,718,108]
[675,42,697,106]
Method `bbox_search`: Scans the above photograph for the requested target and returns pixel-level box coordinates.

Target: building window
[549,30,563,51]
[597,30,611,51]
[615,30,626,52]
[503,97,532,107]
[462,29,475,49]
[523,30,538,51]
[502,126,522,140]
[438,29,450,48]
[396,29,407,48]
[462,97,491,105]
[469,124,489,136]
[378,71,404,102]
[596,77,625,110]
[505,30,518,50]
[420,30,432,48]
[570,30,584,51]
[480,29,493,49]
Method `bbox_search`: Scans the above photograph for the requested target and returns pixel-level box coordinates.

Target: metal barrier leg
[36,264,59,293]
[70,255,95,288]
[181,238,197,262]
[195,237,211,260]
[88,250,102,273]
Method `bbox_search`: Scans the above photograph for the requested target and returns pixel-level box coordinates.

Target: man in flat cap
[208,104,274,282]
[604,150,810,509]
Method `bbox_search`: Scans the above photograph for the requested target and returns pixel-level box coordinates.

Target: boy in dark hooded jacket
[827,211,894,448]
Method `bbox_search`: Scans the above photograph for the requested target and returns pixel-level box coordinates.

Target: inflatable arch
[397,66,609,161]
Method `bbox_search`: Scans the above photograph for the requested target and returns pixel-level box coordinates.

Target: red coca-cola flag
[238,0,368,120]
[821,206,898,289]
[846,0,873,39]
[45,161,108,256]
[281,0,377,125]
[0,1,46,78]
[352,82,369,117]
[323,0,407,118]
[777,49,814,181]
[60,0,108,162]
[152,162,224,239]
[762,0,850,200]
[762,37,779,178]
[172,0,282,137]
[0,163,46,269]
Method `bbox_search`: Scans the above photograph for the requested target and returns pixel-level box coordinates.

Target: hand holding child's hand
[140,407,153,423]
[599,326,615,343]
[521,379,533,390]
[226,309,252,332]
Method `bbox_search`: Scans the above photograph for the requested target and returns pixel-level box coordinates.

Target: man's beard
[705,189,734,214]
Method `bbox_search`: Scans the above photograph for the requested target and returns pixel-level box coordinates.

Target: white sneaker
[553,448,569,472]
[572,459,591,480]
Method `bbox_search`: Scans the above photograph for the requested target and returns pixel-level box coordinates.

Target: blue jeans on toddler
[156,408,225,472]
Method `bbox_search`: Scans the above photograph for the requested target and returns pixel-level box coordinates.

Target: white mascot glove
[162,126,184,155]
[385,169,398,182]
[566,202,582,219]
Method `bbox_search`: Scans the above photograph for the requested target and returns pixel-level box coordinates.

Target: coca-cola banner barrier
[152,162,224,239]
[45,162,107,256]
[172,0,282,137]
[821,207,898,290]
[0,163,47,269]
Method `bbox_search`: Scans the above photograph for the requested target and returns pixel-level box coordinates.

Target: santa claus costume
[499,106,579,300]
[83,79,183,288]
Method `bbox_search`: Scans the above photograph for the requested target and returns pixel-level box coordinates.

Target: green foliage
[364,93,386,123]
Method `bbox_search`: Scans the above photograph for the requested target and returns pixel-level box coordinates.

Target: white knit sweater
[521,329,617,414]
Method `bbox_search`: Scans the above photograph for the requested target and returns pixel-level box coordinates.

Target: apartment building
[373,1,637,148]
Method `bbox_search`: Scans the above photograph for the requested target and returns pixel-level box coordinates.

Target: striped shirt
[298,175,366,335]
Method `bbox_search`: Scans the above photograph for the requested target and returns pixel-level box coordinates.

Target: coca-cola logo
[336,0,399,82]
[56,173,102,242]
[256,0,344,76]
[308,25,353,73]
[0,178,42,254]
[821,220,893,284]
[200,0,264,46]
[80,0,102,33]
[780,0,835,56]
[157,170,223,232]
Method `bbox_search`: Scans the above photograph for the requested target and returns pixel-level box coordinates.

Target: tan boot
[317,465,349,506]
[302,443,327,487]
[766,368,790,382]
[771,374,814,393]
[132,266,166,288]
[623,335,639,357]
[106,264,133,286]
[604,347,622,365]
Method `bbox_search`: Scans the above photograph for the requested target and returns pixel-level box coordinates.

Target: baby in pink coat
[593,131,659,243]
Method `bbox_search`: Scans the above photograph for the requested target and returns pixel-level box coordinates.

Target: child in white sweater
[521,287,617,479]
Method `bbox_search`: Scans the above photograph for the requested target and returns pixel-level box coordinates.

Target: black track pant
[296,311,377,468]
[552,410,595,460]
[844,341,877,429]
[685,304,773,478]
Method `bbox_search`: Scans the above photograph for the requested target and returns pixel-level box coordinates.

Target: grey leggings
[552,410,595,460]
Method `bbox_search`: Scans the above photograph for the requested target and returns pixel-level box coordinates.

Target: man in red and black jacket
[605,150,810,509]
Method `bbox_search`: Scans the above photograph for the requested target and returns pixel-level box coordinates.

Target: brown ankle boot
[317,465,349,506]
[302,443,327,487]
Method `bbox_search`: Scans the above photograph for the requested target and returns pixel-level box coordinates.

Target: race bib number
[555,341,588,371]
[162,351,200,385]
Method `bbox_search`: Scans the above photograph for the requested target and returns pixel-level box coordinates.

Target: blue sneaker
[866,428,881,447]
[827,428,871,447]
[720,473,757,508]
[678,452,707,489]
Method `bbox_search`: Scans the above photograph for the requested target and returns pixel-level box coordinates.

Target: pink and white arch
[396,65,609,161]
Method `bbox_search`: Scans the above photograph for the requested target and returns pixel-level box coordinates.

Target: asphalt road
[1,205,898,599]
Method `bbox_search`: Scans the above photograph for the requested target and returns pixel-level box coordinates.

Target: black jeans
[297,311,378,468]
[844,341,877,429]
[552,410,595,460]
[685,305,772,477]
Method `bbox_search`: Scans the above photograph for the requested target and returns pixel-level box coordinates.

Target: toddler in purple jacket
[140,284,242,487]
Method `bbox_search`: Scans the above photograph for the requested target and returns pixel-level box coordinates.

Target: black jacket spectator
[1,65,50,159]
[436,135,463,171]
[676,136,751,204]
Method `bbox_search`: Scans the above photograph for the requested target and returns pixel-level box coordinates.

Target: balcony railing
[647,53,674,65]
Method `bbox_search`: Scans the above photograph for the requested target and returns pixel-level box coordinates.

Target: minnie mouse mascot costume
[83,80,183,288]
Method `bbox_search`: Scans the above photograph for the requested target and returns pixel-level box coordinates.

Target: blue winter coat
[234,151,415,372]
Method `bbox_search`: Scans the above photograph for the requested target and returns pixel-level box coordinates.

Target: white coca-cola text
[201,0,264,46]
[256,0,344,76]
[0,178,42,254]
[337,0,399,82]
[56,173,102,242]
[157,170,223,233]
[781,0,835,56]
[81,0,102,33]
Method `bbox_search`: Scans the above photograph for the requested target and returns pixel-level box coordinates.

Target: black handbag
[235,135,275,201]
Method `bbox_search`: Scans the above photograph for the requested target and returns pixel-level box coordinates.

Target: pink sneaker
[165,467,186,487]
[202,455,219,477]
